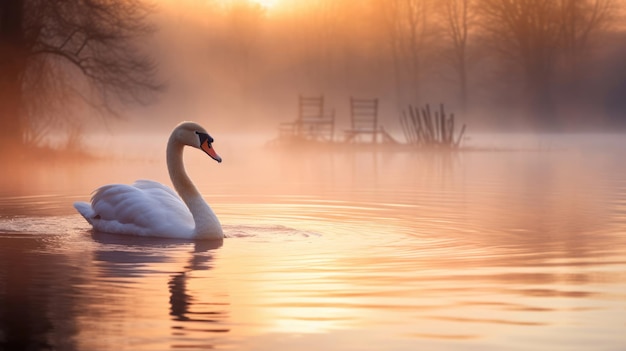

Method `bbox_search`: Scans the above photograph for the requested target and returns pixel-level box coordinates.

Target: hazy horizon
[18,0,623,146]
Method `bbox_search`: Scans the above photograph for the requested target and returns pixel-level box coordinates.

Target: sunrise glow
[250,0,278,9]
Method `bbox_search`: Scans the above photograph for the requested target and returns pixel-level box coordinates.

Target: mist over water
[1,133,626,350]
[2,0,626,349]
[55,0,624,136]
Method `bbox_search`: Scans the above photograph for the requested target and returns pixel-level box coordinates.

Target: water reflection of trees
[0,235,81,350]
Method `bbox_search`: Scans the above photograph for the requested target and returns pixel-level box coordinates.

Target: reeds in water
[400,103,466,148]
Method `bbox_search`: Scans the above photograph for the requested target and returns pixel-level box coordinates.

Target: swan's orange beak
[201,139,222,163]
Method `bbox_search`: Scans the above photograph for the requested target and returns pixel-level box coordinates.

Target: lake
[1,133,625,350]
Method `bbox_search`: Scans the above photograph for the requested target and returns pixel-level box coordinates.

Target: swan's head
[174,122,222,163]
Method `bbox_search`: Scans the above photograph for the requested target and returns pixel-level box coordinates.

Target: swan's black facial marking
[195,131,222,163]
[195,131,214,145]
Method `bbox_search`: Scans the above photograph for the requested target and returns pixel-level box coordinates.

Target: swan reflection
[89,232,230,347]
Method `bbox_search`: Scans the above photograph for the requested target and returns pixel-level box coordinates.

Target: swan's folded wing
[133,180,179,198]
[90,182,194,234]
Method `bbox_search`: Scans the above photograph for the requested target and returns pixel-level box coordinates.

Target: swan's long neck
[167,134,223,239]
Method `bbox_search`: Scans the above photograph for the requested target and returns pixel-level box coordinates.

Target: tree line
[1,0,624,150]
[172,0,623,131]
[295,0,621,128]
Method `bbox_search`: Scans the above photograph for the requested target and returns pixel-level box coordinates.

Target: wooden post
[449,113,455,146]
[400,110,409,144]
[455,124,466,148]
[439,104,446,145]
[409,105,417,144]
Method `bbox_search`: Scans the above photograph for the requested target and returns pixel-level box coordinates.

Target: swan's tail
[74,202,96,225]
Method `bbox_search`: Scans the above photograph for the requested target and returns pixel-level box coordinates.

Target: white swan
[74,122,224,240]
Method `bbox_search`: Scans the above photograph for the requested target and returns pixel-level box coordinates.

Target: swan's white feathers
[77,180,195,238]
[73,121,223,240]
[73,202,95,224]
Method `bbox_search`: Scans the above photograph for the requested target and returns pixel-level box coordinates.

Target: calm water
[1,134,625,351]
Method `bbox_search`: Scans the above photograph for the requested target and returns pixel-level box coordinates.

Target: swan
[74,122,224,240]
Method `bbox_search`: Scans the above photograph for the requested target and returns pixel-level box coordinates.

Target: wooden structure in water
[279,95,335,142]
[344,97,396,144]
[276,97,478,149]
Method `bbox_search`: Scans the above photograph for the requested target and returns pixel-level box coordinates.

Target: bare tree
[0,0,28,148]
[0,0,161,150]
[227,0,265,84]
[309,0,343,89]
[476,0,616,126]
[284,0,346,91]
[440,0,474,112]
[477,0,563,124]
[558,0,615,90]
[379,0,436,105]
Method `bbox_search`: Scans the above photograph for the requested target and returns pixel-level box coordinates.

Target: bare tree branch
[1,0,164,147]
